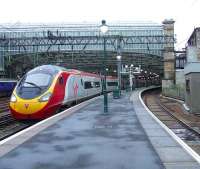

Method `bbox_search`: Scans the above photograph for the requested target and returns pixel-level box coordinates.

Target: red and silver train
[9,65,118,120]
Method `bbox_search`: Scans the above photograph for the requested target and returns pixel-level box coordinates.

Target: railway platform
[0,88,199,169]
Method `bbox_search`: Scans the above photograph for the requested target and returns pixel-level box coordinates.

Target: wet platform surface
[0,92,164,169]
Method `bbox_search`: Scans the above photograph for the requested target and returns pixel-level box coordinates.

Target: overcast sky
[0,0,199,49]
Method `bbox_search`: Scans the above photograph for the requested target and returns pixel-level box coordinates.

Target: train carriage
[9,65,117,120]
[0,79,17,97]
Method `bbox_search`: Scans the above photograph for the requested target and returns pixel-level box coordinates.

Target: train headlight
[10,94,17,102]
[39,92,52,102]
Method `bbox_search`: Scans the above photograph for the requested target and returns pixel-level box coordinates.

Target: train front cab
[10,66,68,120]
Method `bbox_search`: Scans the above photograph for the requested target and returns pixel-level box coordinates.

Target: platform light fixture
[116,55,122,60]
[116,55,122,95]
[100,20,109,113]
[100,20,108,34]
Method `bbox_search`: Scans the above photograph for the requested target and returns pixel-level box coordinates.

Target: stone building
[184,27,200,114]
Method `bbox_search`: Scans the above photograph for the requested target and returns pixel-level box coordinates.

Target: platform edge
[138,87,200,164]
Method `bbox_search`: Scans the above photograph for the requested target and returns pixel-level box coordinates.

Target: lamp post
[100,20,108,113]
[124,64,134,91]
[129,66,133,91]
[116,55,122,94]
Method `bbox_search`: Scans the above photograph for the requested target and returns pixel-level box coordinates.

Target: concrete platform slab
[156,147,196,163]
[145,128,169,137]
[150,136,179,147]
[142,123,162,129]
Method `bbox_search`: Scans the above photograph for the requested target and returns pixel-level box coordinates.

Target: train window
[81,79,83,86]
[59,77,64,85]
[94,82,100,88]
[84,81,93,89]
[107,82,118,86]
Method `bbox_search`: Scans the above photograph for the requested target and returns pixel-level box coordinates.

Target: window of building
[186,79,190,92]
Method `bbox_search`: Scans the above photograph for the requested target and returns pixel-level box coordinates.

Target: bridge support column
[162,19,175,93]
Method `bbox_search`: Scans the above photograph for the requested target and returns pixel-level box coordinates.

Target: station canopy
[0,21,174,77]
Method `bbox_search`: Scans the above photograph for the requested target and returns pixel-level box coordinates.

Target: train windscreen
[16,72,53,99]
[23,73,51,87]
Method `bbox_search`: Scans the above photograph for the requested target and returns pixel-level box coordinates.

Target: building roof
[0,21,163,33]
[187,27,200,46]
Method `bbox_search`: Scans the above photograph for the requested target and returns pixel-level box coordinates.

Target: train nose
[10,98,48,115]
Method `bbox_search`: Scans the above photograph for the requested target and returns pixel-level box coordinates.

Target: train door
[57,73,65,102]
[83,76,92,98]
[78,75,85,99]
[64,75,75,103]
[73,75,85,101]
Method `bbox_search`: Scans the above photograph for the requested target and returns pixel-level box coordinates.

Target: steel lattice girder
[0,35,174,53]
[12,50,163,74]
[1,34,171,77]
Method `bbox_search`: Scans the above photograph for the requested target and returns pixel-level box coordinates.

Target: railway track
[142,88,200,155]
[0,97,9,102]
[0,112,32,141]
[0,105,9,113]
[0,113,15,127]
[0,97,33,140]
[0,97,9,113]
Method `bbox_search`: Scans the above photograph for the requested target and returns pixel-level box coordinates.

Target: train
[9,65,118,120]
[0,79,17,97]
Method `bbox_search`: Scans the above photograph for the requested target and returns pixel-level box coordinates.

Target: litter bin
[113,89,120,99]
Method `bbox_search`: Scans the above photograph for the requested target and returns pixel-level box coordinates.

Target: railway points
[0,88,199,169]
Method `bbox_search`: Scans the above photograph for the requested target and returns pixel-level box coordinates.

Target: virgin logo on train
[73,82,79,97]
[24,104,29,109]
